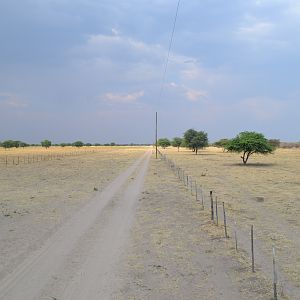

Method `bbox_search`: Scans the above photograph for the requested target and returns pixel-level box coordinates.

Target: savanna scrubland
[0,145,299,299]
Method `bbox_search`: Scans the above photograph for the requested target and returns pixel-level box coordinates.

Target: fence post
[223,202,228,238]
[251,225,255,272]
[273,247,278,300]
[210,191,214,221]
[234,221,238,252]
[215,196,218,226]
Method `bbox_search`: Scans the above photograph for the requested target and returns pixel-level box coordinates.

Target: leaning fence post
[223,202,228,238]
[210,191,214,221]
[251,225,255,272]
[273,247,278,300]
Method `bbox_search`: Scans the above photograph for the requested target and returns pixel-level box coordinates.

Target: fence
[0,150,97,166]
[157,149,284,299]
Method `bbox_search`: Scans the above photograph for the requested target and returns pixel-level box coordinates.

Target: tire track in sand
[0,150,151,300]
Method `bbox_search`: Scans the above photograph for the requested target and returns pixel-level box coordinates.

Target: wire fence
[0,150,97,166]
[157,149,284,299]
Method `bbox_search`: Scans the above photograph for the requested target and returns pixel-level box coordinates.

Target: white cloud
[0,93,28,108]
[102,90,144,104]
[185,89,207,102]
[236,15,275,42]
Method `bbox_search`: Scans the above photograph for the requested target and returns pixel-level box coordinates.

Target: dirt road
[0,150,151,300]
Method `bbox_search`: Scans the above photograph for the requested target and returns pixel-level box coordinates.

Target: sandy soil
[0,150,151,300]
[114,154,272,299]
[0,147,147,282]
[162,146,300,299]
[0,146,297,299]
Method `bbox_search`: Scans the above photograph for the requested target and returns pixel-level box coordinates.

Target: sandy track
[0,150,151,300]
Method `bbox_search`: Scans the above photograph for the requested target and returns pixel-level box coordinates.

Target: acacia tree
[72,141,84,147]
[225,131,274,164]
[41,140,51,148]
[183,129,198,151]
[172,137,182,151]
[190,131,208,154]
[214,138,229,152]
[158,138,171,148]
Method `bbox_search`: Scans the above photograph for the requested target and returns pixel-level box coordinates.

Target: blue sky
[0,0,299,143]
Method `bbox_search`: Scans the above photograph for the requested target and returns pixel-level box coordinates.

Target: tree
[172,137,182,151]
[183,129,198,151]
[41,140,51,148]
[225,131,274,164]
[190,131,208,154]
[72,141,84,147]
[214,138,229,152]
[19,141,29,148]
[1,140,15,149]
[158,138,171,148]
[85,143,92,146]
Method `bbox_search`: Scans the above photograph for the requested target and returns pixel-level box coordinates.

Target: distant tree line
[0,140,151,149]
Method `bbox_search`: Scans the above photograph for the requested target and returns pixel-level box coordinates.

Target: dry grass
[117,155,272,299]
[0,146,148,280]
[162,146,300,292]
[0,146,147,164]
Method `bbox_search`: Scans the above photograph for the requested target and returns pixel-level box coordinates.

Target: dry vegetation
[0,146,148,281]
[116,154,273,299]
[162,146,300,297]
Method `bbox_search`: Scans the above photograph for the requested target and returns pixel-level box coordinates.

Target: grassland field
[0,145,299,298]
[161,146,300,297]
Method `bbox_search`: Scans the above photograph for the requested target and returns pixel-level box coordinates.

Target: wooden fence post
[251,225,255,272]
[223,202,228,238]
[215,196,218,226]
[210,191,214,221]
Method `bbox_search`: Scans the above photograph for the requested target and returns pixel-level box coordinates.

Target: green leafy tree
[158,138,171,148]
[225,131,274,164]
[41,140,51,148]
[214,138,229,152]
[2,140,17,149]
[19,141,29,148]
[85,143,92,146]
[190,131,208,155]
[172,137,183,151]
[72,141,84,147]
[183,129,198,151]
[2,140,22,149]
[60,143,67,147]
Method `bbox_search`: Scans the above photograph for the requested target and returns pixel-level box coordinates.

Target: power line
[158,0,181,99]
[155,0,181,157]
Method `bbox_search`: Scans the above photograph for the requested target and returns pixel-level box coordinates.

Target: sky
[0,0,299,144]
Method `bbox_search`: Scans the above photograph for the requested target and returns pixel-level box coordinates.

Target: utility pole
[155,112,158,159]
